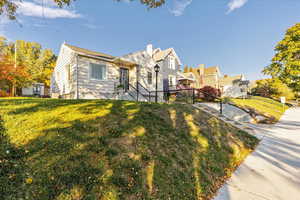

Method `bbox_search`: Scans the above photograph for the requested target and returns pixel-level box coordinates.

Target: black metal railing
[127,83,223,114]
[147,88,223,114]
[137,82,152,102]
[129,83,150,102]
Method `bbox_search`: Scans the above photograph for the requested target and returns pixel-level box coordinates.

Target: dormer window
[168,56,176,70]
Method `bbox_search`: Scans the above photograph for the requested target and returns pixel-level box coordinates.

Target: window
[168,75,176,86]
[147,72,152,85]
[168,56,176,70]
[89,63,106,80]
[33,85,41,95]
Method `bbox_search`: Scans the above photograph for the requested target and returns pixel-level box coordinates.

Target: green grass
[230,96,289,123]
[0,98,258,200]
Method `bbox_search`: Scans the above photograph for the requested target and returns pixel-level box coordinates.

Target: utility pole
[14,42,17,68]
[12,42,17,96]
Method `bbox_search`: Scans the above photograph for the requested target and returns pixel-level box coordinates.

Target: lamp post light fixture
[154,64,160,103]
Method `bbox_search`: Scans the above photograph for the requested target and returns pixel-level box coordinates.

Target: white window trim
[88,62,107,81]
[168,56,176,70]
[168,75,176,86]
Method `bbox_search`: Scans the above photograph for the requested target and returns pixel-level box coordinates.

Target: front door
[120,68,129,91]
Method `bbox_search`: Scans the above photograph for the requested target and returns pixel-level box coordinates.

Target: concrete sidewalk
[214,107,300,200]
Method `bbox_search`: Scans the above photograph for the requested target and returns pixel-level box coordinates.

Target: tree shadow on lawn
[0,116,30,199]
[3,98,92,116]
[1,100,258,200]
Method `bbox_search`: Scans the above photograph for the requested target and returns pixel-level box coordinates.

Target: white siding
[76,56,137,99]
[122,50,163,94]
[51,44,76,98]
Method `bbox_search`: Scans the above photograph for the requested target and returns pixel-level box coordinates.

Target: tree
[0,0,165,19]
[252,78,295,100]
[0,37,57,96]
[183,65,189,73]
[198,86,221,102]
[0,55,30,96]
[263,23,300,93]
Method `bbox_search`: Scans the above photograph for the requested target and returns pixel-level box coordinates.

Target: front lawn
[230,96,289,123]
[0,98,258,200]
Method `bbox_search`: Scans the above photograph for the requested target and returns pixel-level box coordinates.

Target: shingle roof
[178,72,196,81]
[219,75,243,86]
[65,44,115,59]
[153,48,173,62]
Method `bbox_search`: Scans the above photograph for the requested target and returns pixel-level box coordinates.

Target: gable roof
[64,43,136,66]
[153,48,182,65]
[65,44,115,59]
[219,75,243,86]
[178,72,196,81]
[153,48,172,61]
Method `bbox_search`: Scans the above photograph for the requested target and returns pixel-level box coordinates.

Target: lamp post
[154,64,160,103]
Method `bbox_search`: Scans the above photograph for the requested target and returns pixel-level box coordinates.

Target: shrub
[198,86,221,101]
[252,78,295,100]
[0,90,10,97]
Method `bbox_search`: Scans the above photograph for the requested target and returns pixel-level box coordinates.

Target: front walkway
[214,107,300,200]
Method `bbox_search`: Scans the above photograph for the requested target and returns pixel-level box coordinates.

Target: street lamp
[154,64,160,103]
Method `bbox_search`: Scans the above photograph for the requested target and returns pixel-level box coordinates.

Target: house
[22,83,49,97]
[177,71,197,89]
[183,64,205,88]
[219,74,250,98]
[203,66,221,89]
[123,44,182,92]
[51,43,140,100]
[51,43,178,101]
[183,65,221,89]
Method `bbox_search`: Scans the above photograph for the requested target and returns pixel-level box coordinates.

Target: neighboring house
[184,65,221,89]
[22,83,49,97]
[177,71,197,89]
[203,66,221,89]
[185,64,205,88]
[51,43,140,100]
[123,44,182,93]
[219,74,249,98]
[152,45,182,90]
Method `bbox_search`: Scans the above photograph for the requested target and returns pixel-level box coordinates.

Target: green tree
[0,0,165,19]
[252,78,295,100]
[0,37,56,95]
[263,23,300,93]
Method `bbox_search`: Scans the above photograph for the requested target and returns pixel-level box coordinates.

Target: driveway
[214,107,300,200]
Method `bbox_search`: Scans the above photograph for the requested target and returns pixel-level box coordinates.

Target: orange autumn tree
[0,55,30,96]
[0,37,56,96]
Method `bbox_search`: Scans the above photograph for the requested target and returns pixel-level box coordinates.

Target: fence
[147,88,223,114]
[130,83,223,114]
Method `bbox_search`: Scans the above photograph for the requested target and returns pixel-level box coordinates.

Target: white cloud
[170,0,193,16]
[16,1,81,19]
[227,0,248,13]
[32,0,57,7]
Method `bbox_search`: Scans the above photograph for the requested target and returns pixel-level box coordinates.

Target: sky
[0,0,300,80]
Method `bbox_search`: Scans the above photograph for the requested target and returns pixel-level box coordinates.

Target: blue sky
[1,0,300,80]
